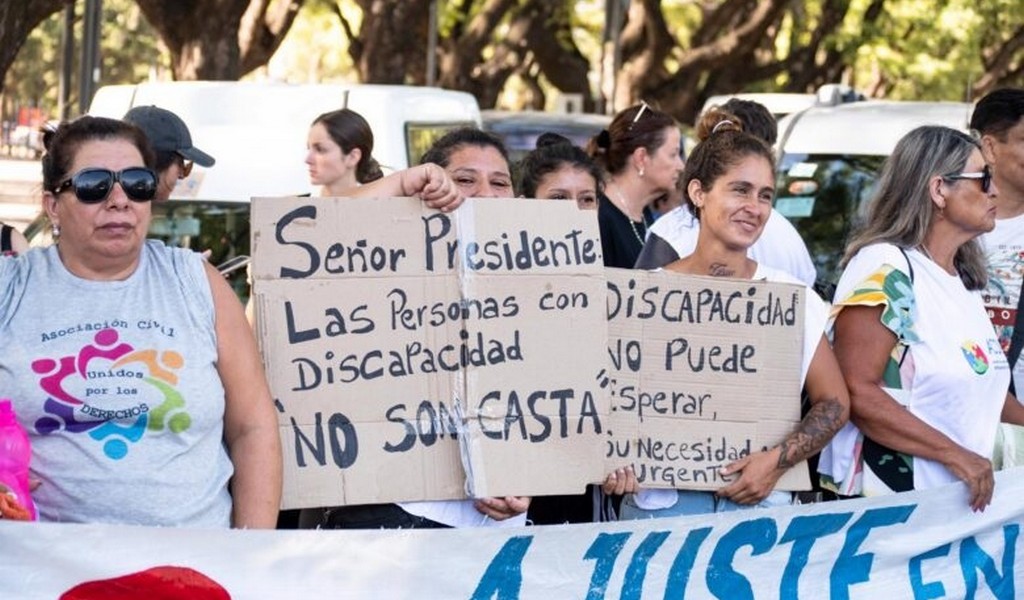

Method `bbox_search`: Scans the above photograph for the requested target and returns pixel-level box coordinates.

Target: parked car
[700,85,865,122]
[481,110,611,163]
[88,81,482,201]
[773,100,973,295]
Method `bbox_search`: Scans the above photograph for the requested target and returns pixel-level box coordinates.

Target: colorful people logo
[32,328,190,460]
[960,340,990,375]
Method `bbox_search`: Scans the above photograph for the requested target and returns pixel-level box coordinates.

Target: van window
[775,153,886,292]
[406,122,476,166]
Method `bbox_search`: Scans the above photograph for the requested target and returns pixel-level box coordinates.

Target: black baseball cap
[123,105,215,167]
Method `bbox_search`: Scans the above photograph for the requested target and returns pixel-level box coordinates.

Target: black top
[634,231,681,270]
[597,192,653,268]
[1,224,12,255]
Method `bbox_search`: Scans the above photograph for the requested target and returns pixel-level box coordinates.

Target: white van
[87,81,481,201]
[773,100,973,291]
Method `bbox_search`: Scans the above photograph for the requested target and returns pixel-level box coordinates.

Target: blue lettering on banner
[909,544,952,600]
[621,531,671,600]
[471,536,534,600]
[778,512,854,599]
[707,517,778,599]
[584,532,631,600]
[959,523,1018,599]
[664,527,713,598]
[464,502,1014,599]
[830,504,917,599]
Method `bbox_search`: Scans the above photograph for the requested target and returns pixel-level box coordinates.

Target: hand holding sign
[715,446,787,505]
[474,496,531,521]
[400,163,463,212]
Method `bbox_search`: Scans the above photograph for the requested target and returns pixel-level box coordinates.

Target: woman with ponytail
[615,109,849,519]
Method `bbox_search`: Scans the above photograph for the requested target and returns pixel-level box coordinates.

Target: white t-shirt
[648,205,818,287]
[819,243,1010,494]
[981,214,1024,390]
[634,263,829,509]
[981,214,1024,467]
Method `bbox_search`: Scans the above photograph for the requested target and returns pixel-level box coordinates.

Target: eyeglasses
[52,167,158,204]
[943,164,992,194]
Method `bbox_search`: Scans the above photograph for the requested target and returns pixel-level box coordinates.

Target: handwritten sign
[603,268,811,490]
[251,197,609,507]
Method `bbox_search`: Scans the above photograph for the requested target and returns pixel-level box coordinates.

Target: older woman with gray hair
[820,125,1024,511]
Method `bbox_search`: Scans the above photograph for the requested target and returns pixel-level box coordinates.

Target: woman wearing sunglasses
[819,125,1024,511]
[0,116,282,528]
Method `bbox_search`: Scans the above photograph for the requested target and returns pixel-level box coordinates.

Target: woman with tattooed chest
[610,109,850,519]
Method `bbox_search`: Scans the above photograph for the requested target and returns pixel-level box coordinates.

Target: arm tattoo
[708,263,735,277]
[776,397,846,469]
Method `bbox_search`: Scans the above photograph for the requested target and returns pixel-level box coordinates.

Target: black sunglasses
[52,167,158,204]
[943,164,993,194]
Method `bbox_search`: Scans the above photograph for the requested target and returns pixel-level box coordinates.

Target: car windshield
[774,153,887,296]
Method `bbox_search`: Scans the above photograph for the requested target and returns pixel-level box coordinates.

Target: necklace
[919,243,955,275]
[627,216,647,246]
[918,244,936,262]
[609,184,647,245]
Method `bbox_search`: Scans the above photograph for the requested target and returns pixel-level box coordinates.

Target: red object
[61,566,231,600]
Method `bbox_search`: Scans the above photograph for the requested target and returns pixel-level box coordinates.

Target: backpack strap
[896,246,915,367]
[1,224,11,253]
[1006,289,1024,395]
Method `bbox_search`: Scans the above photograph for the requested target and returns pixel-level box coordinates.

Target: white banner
[3,469,1023,599]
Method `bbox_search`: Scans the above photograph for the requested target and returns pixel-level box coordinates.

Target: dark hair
[586,103,676,174]
[153,150,179,174]
[419,127,510,169]
[682,108,775,219]
[517,133,604,198]
[970,88,1024,140]
[719,98,778,146]
[311,108,383,183]
[42,116,155,192]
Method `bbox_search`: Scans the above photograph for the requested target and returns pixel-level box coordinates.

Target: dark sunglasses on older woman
[52,167,158,204]
[943,164,992,194]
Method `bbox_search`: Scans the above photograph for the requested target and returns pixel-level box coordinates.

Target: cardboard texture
[252,197,608,508]
[603,268,812,491]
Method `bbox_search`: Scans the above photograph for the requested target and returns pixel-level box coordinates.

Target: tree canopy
[3,0,1021,125]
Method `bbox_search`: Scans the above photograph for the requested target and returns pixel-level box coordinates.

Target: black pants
[322,503,450,529]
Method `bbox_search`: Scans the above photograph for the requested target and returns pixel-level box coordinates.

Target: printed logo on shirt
[31,328,191,460]
[960,340,990,375]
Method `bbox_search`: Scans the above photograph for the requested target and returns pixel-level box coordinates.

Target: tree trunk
[0,0,71,95]
[239,0,309,76]
[518,1,595,111]
[973,26,1024,97]
[135,0,251,79]
[347,0,432,84]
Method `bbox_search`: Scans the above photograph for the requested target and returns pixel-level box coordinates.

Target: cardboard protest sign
[603,268,811,490]
[251,197,608,508]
